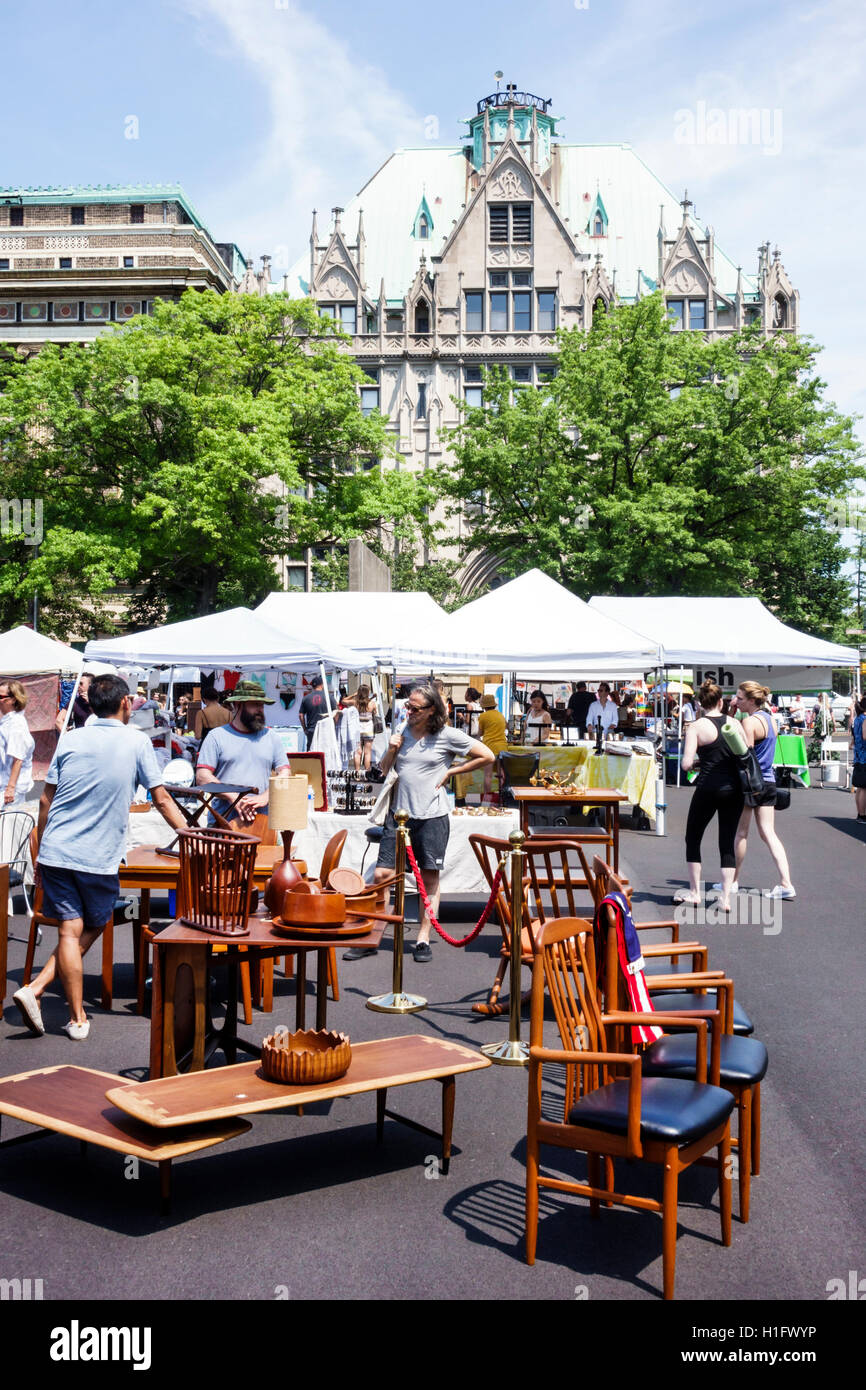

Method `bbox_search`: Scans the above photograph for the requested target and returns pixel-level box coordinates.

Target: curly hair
[409,682,448,735]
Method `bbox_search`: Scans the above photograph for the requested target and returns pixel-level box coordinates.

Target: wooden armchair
[526,916,734,1299]
[591,860,767,1223]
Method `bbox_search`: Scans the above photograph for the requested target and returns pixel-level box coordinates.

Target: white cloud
[178,0,422,268]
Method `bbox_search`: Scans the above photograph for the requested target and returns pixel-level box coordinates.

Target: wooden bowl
[261,1029,352,1085]
[280,888,346,925]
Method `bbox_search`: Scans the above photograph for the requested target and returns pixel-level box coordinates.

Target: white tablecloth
[125,807,520,894]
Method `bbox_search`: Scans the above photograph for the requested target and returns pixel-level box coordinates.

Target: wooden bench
[0,1064,251,1211]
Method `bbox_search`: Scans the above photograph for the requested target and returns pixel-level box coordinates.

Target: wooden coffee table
[509,787,627,871]
[0,1065,251,1211]
[149,913,386,1079]
[109,1034,491,1177]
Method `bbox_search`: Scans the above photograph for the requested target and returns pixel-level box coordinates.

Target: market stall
[0,625,86,781]
[456,742,657,821]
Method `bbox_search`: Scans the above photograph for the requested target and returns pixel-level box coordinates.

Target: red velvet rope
[405,842,504,947]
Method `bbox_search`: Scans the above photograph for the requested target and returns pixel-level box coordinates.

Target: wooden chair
[591,859,767,1222]
[525,916,734,1300]
[22,830,116,1010]
[590,857,755,1037]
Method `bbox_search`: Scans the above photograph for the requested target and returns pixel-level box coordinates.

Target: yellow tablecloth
[456,745,656,820]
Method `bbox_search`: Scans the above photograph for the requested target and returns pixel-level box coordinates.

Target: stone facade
[0,184,242,352]
[281,85,799,593]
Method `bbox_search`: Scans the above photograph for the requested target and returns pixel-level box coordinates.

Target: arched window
[414,299,430,334]
[418,215,429,239]
[593,214,604,236]
[593,296,607,321]
[773,294,788,328]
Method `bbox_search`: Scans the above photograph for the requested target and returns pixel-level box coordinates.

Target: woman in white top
[354,684,378,772]
[0,680,36,805]
[525,690,553,745]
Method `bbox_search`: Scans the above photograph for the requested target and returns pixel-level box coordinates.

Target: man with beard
[196,680,289,825]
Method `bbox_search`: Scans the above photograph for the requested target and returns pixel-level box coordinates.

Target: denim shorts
[38,865,119,929]
[376,812,450,872]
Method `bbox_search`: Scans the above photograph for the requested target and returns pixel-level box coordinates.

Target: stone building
[280,83,799,593]
[0,184,245,354]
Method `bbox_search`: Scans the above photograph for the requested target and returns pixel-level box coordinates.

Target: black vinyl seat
[568,1077,735,1146]
[499,751,540,808]
[648,990,755,1036]
[643,1034,769,1086]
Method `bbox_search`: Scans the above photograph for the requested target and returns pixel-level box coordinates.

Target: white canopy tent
[0,626,84,675]
[588,596,858,671]
[84,606,357,672]
[375,570,658,674]
[255,591,447,670]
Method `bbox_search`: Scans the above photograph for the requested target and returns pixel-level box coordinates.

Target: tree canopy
[442,294,863,636]
[0,291,434,636]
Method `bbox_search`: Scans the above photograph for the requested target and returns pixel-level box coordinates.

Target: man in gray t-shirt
[196,679,288,824]
[344,682,493,965]
[13,675,186,1043]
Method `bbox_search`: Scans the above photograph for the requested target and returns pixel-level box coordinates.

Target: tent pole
[319,661,333,718]
[676,665,684,787]
[165,666,174,755]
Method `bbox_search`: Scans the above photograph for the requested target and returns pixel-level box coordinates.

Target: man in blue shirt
[196,679,289,824]
[13,675,186,1042]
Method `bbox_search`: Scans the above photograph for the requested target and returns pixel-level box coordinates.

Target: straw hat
[480,694,498,710]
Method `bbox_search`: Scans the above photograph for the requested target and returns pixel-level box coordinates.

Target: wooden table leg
[223,955,239,1065]
[612,804,620,873]
[100,917,113,1011]
[136,889,151,1017]
[295,954,307,1030]
[440,1075,456,1176]
[315,948,328,1031]
[149,941,165,1079]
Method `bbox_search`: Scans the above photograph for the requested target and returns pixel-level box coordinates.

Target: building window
[319,304,336,321]
[416,383,427,420]
[417,215,429,239]
[59,258,72,269]
[360,368,379,417]
[385,310,403,333]
[414,299,429,333]
[489,206,509,242]
[537,291,556,331]
[772,294,788,328]
[130,205,144,224]
[0,259,8,271]
[666,299,684,331]
[489,271,508,287]
[688,298,707,331]
[464,387,484,408]
[512,365,532,383]
[339,304,356,334]
[71,206,85,226]
[513,292,531,331]
[286,565,307,591]
[489,291,508,332]
[593,214,604,236]
[123,255,134,268]
[465,291,483,332]
[10,207,24,226]
[489,203,532,243]
[512,271,532,287]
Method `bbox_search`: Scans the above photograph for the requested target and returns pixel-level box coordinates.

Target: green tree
[443,294,863,636]
[0,291,434,635]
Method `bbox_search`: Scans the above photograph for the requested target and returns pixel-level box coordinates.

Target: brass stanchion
[367,809,427,1014]
[481,828,529,1065]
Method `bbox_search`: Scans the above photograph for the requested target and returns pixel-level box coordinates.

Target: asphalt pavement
[1,781,863,1303]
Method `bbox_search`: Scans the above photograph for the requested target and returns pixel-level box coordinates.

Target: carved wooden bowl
[261,1029,352,1085]
[280,888,346,925]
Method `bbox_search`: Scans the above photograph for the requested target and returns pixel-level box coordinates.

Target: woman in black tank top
[676,682,744,909]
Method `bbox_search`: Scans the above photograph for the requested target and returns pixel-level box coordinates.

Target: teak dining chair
[525,916,734,1300]
[591,861,767,1223]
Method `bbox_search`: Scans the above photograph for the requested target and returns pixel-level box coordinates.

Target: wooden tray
[270,916,374,939]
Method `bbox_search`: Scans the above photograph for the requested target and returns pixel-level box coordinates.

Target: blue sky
[3,0,865,450]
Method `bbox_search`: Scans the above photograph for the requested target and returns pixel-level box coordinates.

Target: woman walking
[850,696,866,822]
[678,680,744,909]
[732,681,795,900]
[354,684,378,772]
[0,681,35,806]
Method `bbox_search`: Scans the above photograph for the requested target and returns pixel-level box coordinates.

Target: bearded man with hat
[196,679,288,824]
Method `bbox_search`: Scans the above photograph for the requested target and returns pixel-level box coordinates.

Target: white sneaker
[12,986,45,1036]
[63,1018,91,1041]
[764,885,796,900]
[711,883,740,893]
